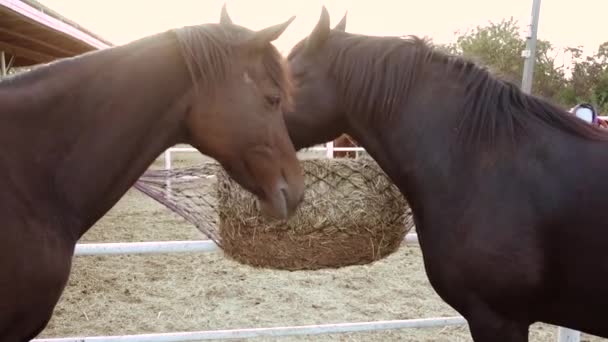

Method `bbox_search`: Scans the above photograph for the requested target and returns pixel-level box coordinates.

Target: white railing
[33,234,479,342]
[157,139,589,342]
[162,142,364,169]
[163,117,608,169]
[33,316,466,342]
[73,234,418,256]
[35,232,582,342]
[38,130,600,341]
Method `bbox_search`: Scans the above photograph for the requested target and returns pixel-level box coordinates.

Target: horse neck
[347,119,433,215]
[347,51,608,240]
[1,33,192,240]
[346,68,473,222]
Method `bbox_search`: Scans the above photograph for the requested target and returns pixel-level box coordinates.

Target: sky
[40,0,607,61]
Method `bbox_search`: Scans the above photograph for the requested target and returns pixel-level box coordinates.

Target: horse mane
[447,51,608,146]
[171,24,293,110]
[329,35,433,124]
[291,32,608,148]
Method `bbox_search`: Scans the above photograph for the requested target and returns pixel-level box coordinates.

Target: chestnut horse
[283,7,608,342]
[0,7,304,341]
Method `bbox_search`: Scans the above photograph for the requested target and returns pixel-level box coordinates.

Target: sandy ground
[36,150,604,341]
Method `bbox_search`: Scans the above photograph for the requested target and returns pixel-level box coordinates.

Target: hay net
[134,157,411,250]
[134,163,223,244]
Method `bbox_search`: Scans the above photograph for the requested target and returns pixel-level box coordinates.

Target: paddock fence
[33,132,605,341]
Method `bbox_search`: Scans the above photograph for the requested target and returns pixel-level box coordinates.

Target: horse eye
[265,95,281,108]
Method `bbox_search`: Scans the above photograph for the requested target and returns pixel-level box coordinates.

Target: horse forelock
[171,24,293,109]
[262,45,294,112]
[171,24,236,92]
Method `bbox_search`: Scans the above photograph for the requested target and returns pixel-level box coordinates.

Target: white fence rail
[33,317,467,342]
[162,142,365,169]
[163,116,608,168]
[73,234,418,256]
[33,234,476,342]
[35,232,582,342]
[37,131,600,341]
[151,138,593,342]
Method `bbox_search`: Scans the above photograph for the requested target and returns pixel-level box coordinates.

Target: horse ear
[247,16,296,49]
[333,11,347,31]
[305,6,331,53]
[219,3,233,25]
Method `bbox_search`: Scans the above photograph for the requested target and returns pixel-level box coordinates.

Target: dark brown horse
[0,7,304,341]
[282,7,608,341]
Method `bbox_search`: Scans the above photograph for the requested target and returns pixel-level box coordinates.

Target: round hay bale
[216,157,414,271]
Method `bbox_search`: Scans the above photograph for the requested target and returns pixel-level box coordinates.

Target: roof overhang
[0,0,112,67]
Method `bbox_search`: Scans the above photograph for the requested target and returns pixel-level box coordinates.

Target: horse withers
[0,6,303,341]
[283,7,608,341]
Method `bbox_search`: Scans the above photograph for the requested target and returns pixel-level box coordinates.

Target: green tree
[564,42,608,113]
[445,17,567,103]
